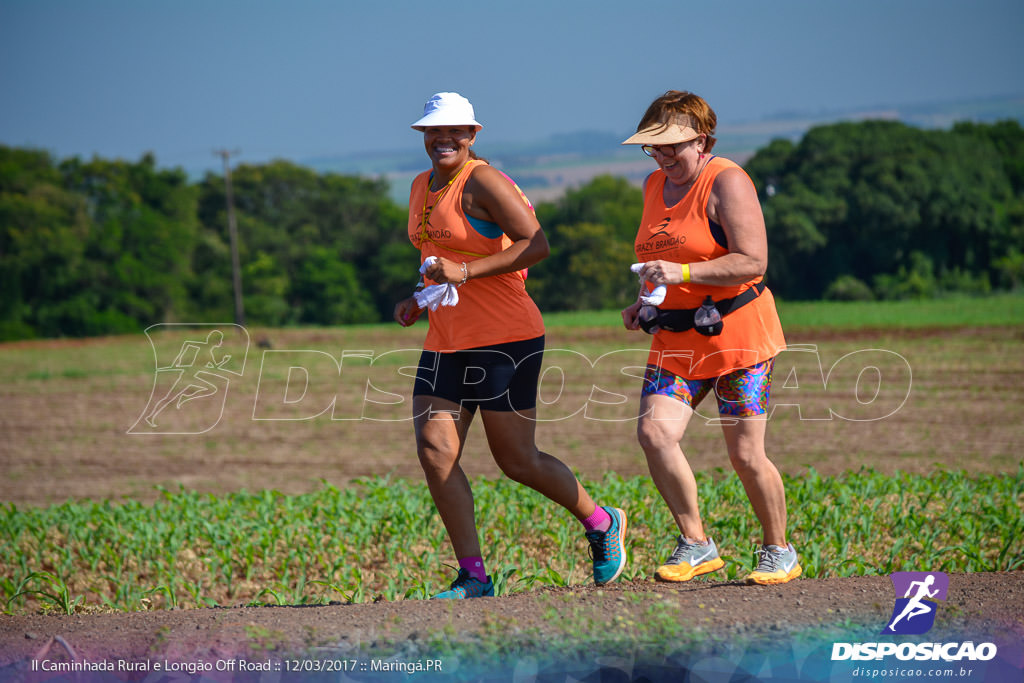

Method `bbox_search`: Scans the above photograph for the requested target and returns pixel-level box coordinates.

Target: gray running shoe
[655,536,725,582]
[746,543,802,585]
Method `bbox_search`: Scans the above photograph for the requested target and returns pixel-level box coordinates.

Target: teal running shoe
[431,569,494,599]
[585,506,627,585]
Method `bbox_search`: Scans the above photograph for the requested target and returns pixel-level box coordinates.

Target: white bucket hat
[411,92,482,131]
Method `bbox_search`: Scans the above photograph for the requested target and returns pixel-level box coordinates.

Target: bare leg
[636,394,706,540]
[480,407,597,521]
[413,395,479,558]
[721,417,788,547]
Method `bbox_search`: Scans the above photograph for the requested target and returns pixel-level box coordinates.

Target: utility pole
[215,149,245,326]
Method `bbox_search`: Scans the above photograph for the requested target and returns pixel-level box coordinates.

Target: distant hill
[302,93,1024,203]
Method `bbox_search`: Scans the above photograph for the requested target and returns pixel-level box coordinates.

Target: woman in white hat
[621,90,800,586]
[394,92,627,599]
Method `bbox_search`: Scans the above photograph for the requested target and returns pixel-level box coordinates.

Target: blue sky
[2,0,1022,174]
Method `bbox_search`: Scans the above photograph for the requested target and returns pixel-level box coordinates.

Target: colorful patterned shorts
[641,358,775,417]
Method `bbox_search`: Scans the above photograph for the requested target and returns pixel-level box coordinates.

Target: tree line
[1,119,1022,340]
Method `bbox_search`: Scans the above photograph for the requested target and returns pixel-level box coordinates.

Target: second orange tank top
[635,156,786,379]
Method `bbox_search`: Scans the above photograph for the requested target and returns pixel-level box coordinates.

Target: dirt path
[1,573,1022,681]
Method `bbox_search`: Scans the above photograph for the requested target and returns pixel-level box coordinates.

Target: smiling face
[653,134,706,187]
[630,92,719,188]
[422,125,476,175]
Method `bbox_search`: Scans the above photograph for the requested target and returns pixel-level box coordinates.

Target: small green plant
[6,571,83,615]
[146,584,178,609]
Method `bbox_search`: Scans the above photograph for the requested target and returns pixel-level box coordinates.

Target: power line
[214,149,245,327]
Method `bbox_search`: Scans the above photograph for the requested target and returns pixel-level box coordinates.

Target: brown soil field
[3,325,1022,505]
[1,325,1022,681]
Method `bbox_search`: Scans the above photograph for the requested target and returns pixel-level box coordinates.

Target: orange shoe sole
[655,557,725,583]
[746,564,803,585]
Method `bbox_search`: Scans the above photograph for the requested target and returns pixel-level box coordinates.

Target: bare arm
[637,167,767,287]
[420,165,549,284]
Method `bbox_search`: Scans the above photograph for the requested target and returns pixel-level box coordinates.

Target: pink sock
[582,506,611,533]
[459,556,487,582]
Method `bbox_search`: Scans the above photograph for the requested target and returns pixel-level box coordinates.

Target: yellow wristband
[681,263,691,283]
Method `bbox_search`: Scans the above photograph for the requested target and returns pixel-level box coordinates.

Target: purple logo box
[882,571,949,635]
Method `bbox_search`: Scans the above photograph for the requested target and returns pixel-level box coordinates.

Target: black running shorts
[413,335,545,413]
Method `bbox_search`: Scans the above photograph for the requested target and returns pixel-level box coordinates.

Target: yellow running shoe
[655,536,725,582]
[746,543,802,585]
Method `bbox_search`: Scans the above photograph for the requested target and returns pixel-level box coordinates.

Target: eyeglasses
[641,142,685,158]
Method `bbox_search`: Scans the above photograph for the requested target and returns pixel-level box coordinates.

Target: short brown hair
[637,91,718,153]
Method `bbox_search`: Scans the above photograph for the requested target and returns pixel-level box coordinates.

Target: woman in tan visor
[621,90,800,585]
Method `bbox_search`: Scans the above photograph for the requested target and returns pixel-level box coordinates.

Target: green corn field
[2,467,1021,614]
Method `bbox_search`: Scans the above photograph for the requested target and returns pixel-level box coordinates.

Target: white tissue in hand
[414,284,459,311]
[630,262,666,306]
[641,285,667,306]
[415,256,460,310]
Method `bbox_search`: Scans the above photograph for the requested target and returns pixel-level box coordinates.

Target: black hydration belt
[640,282,766,335]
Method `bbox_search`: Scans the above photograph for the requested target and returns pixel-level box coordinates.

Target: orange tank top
[635,156,786,379]
[408,159,545,351]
